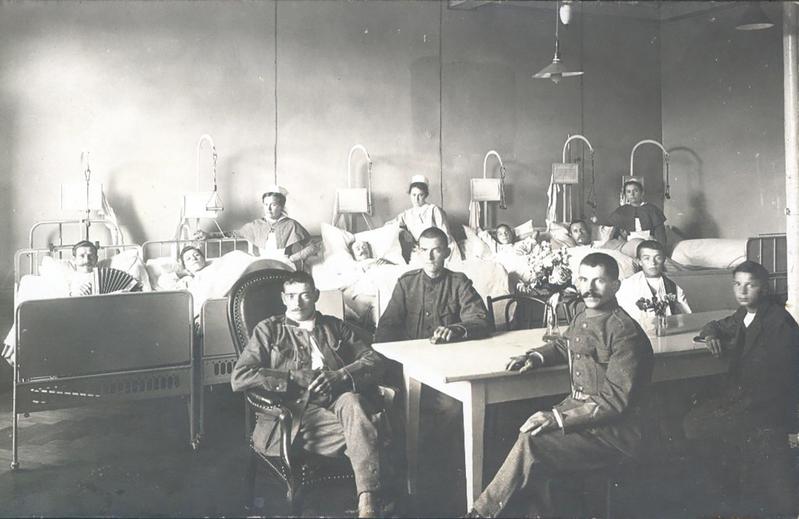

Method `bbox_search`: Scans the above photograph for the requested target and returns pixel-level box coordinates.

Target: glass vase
[655,315,668,337]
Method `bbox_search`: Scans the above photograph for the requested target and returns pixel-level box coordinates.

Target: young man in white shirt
[616,240,691,327]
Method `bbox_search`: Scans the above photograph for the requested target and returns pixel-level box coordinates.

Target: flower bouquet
[635,294,677,336]
[516,241,573,296]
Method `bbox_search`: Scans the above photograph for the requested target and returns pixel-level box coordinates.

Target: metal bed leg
[11,362,19,470]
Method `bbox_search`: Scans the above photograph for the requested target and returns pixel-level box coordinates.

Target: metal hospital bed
[141,238,344,389]
[10,243,199,470]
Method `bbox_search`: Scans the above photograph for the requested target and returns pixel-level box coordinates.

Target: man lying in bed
[350,240,394,270]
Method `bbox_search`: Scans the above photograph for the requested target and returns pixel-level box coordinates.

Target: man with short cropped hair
[374,226,490,344]
[231,271,390,517]
[616,240,691,327]
[467,253,654,518]
[685,261,798,515]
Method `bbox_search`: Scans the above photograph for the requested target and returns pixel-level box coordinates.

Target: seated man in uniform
[231,271,390,518]
[467,252,654,518]
[684,261,798,515]
[374,226,490,511]
[616,240,691,328]
[374,226,490,344]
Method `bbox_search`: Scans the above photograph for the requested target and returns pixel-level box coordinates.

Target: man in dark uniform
[467,252,654,518]
[374,226,490,344]
[374,226,491,513]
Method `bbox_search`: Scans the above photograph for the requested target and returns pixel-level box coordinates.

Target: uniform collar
[284,311,321,328]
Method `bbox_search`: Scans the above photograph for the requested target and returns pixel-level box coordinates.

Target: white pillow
[461,225,493,260]
[513,219,536,240]
[145,257,180,289]
[39,256,75,294]
[320,222,404,265]
[109,249,152,291]
[671,239,746,269]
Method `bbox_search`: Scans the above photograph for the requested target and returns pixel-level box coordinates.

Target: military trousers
[295,392,386,495]
[473,428,628,518]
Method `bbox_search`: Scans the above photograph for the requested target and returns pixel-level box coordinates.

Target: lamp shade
[735,2,774,31]
[533,58,583,84]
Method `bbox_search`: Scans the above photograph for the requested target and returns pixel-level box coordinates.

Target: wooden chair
[227,268,390,516]
[486,293,550,331]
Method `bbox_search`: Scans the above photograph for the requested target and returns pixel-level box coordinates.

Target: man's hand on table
[430,325,465,344]
[703,335,723,358]
[505,352,542,372]
[519,411,557,436]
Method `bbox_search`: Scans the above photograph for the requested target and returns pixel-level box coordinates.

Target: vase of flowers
[635,294,677,336]
[515,241,573,296]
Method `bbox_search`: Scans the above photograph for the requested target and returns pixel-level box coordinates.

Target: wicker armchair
[227,268,387,515]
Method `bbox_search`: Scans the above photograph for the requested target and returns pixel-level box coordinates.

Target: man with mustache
[467,252,654,518]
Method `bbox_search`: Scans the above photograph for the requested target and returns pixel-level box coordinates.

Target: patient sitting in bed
[68,240,99,296]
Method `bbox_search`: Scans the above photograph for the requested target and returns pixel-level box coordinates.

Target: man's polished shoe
[357,491,380,518]
[463,509,485,518]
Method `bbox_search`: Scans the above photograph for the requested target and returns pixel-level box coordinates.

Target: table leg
[404,374,422,499]
[462,382,486,510]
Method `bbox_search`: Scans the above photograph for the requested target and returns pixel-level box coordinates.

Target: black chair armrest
[245,389,296,467]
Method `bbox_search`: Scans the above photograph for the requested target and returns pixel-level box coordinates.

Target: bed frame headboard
[14,243,142,285]
[142,237,253,263]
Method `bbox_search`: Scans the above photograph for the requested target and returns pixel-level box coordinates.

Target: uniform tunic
[231,312,387,494]
[473,302,654,517]
[373,268,490,343]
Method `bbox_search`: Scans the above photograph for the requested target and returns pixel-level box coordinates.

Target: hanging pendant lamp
[534,0,583,84]
[735,2,774,31]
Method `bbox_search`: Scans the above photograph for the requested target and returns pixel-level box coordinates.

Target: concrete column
[784,2,799,321]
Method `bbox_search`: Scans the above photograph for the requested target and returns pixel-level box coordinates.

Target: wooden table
[373,309,732,509]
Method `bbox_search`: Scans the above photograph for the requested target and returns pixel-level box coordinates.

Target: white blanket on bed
[157,250,293,316]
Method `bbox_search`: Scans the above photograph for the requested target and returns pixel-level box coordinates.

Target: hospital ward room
[1,0,798,517]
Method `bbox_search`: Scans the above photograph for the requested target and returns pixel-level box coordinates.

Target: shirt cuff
[340,367,356,393]
[451,324,468,340]
[552,407,565,431]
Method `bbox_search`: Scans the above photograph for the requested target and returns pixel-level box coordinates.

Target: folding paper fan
[76,267,141,296]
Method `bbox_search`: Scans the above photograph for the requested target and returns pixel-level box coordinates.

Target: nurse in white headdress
[392,175,459,261]
[195,184,314,267]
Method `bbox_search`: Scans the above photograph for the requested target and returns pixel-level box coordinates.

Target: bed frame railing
[142,237,253,262]
[29,218,123,249]
[14,243,142,298]
[746,233,788,300]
